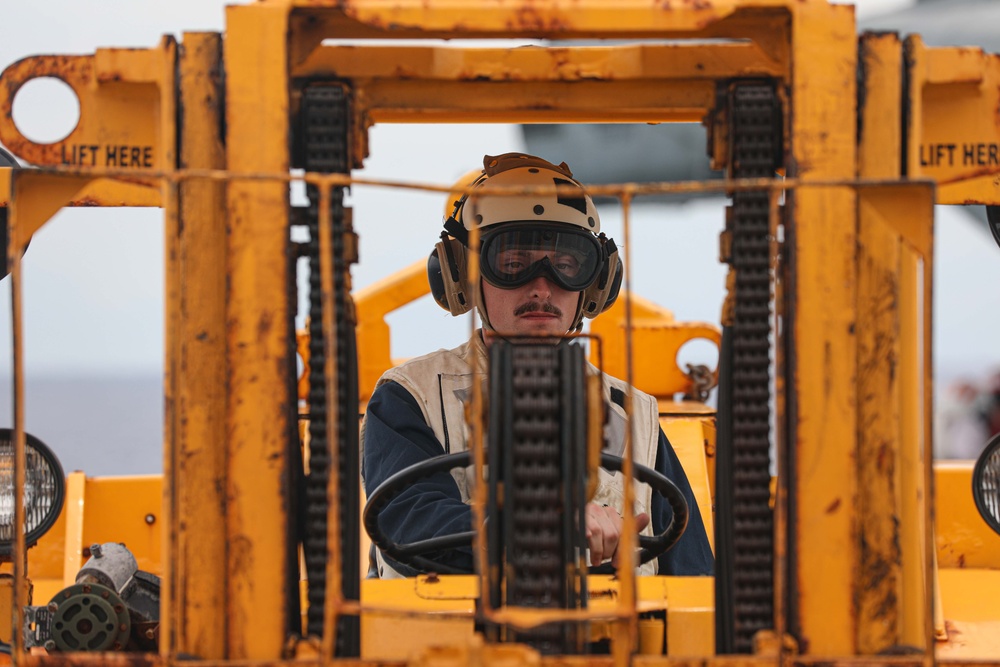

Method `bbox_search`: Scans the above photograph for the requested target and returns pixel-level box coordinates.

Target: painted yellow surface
[937,569,1000,659]
[360,575,711,660]
[935,462,1000,569]
[661,418,716,554]
[1,0,1000,664]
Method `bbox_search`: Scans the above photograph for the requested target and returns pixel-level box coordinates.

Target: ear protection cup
[427,235,472,316]
[575,244,622,328]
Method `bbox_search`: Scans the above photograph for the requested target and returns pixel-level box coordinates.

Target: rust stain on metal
[508,7,571,33]
[257,311,273,341]
[229,535,254,581]
[825,497,841,514]
[876,440,894,472]
[944,164,1000,186]
[21,653,161,667]
[588,588,618,600]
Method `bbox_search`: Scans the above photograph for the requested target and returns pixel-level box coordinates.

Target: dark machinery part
[487,342,589,655]
[972,433,1000,535]
[300,83,361,655]
[987,206,1000,251]
[25,542,160,652]
[715,82,780,654]
[0,146,20,280]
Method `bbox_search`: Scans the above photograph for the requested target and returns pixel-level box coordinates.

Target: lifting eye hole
[11,77,80,145]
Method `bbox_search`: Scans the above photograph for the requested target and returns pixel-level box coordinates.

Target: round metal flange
[48,583,130,652]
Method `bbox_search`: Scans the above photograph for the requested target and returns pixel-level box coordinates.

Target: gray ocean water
[0,375,163,476]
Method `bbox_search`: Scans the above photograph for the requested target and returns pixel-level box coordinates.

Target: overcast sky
[2,0,1000,471]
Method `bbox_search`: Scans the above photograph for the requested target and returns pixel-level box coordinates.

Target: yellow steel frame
[1,0,1000,665]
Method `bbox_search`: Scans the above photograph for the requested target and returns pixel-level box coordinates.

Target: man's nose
[527,274,554,298]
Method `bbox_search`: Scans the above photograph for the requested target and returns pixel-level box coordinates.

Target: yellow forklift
[0,0,999,664]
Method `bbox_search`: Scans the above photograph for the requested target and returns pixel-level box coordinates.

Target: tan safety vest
[364,332,659,578]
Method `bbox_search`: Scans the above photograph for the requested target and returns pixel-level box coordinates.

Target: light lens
[0,429,65,555]
[972,433,1000,535]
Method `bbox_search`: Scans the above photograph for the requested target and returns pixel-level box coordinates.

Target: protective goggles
[479,223,604,291]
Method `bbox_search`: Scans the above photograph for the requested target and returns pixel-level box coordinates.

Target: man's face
[481,273,580,338]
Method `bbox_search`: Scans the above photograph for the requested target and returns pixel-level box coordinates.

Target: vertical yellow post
[904,36,942,656]
[613,191,638,665]
[318,182,343,656]
[857,31,935,656]
[786,2,859,655]
[858,33,903,182]
[224,3,292,659]
[856,33,906,656]
[897,205,934,653]
[8,177,27,662]
[856,192,903,653]
[164,31,229,660]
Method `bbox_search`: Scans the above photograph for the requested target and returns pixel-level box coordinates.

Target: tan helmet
[427,153,622,331]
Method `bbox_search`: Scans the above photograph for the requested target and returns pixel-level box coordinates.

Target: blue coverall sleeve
[651,428,715,575]
[362,380,474,577]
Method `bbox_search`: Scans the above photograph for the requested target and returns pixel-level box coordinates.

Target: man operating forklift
[362,153,713,579]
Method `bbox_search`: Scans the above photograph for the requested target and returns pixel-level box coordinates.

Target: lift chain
[719,82,779,654]
[301,84,360,655]
[489,342,589,655]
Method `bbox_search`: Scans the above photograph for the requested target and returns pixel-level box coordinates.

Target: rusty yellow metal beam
[855,184,934,654]
[858,33,933,656]
[859,33,903,181]
[290,36,788,125]
[284,0,795,44]
[295,43,785,82]
[881,186,934,650]
[223,3,293,658]
[786,1,859,656]
[164,32,229,660]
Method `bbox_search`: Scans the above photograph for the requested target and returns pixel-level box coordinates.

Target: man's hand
[585,502,651,567]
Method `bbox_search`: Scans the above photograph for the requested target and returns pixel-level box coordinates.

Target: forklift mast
[0,0,999,664]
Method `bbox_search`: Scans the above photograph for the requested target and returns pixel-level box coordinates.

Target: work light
[0,429,65,557]
[973,433,1000,536]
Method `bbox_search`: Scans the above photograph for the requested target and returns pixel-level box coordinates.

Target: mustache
[514,302,563,317]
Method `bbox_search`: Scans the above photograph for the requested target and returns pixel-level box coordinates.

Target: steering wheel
[363,451,688,575]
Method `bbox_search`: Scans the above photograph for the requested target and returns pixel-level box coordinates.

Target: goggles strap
[443,217,468,245]
[601,235,617,257]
